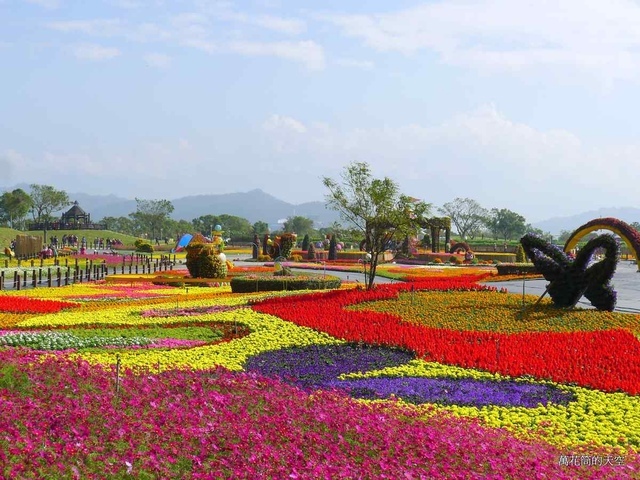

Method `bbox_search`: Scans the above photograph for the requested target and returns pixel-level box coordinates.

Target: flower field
[0,266,638,478]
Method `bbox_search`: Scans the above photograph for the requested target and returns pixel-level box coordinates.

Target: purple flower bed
[246,344,574,408]
[329,377,574,407]
[245,343,414,389]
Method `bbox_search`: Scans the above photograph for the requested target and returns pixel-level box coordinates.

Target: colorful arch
[563,217,640,271]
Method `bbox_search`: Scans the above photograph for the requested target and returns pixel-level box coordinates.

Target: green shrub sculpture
[185,243,227,279]
[520,233,619,311]
[134,239,154,253]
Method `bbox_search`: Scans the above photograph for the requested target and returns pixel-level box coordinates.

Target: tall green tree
[129,198,174,241]
[99,216,137,236]
[323,162,430,289]
[29,184,70,224]
[283,215,315,237]
[0,188,32,229]
[438,198,488,240]
[486,208,527,241]
[29,184,70,243]
[252,221,270,235]
[192,214,252,241]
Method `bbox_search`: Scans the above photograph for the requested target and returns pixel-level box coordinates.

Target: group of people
[39,245,58,259]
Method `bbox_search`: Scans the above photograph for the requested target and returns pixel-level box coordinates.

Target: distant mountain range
[531,207,640,235]
[64,189,340,230]
[3,184,639,234]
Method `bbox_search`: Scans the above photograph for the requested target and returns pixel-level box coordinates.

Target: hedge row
[495,263,539,275]
[230,275,342,293]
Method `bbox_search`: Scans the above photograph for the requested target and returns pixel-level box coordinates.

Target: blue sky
[2,0,640,223]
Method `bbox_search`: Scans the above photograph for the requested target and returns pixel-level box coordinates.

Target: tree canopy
[283,215,315,237]
[129,198,174,241]
[438,197,488,240]
[0,188,32,229]
[486,208,527,241]
[29,184,70,224]
[323,162,430,289]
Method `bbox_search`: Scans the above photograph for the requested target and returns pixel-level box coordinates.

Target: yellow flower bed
[72,308,342,372]
[352,290,640,335]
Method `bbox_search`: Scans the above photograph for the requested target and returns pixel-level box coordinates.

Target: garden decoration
[520,233,619,311]
[563,217,640,271]
[420,217,452,253]
[268,233,296,259]
[449,242,472,254]
[184,226,232,279]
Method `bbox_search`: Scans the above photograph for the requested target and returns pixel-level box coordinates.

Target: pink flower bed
[0,351,633,479]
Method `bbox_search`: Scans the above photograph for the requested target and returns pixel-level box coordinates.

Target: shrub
[301,234,310,252]
[450,256,462,265]
[257,254,271,262]
[328,234,337,261]
[291,254,303,262]
[134,239,154,253]
[515,244,527,263]
[230,274,341,293]
[495,263,539,275]
[433,258,443,264]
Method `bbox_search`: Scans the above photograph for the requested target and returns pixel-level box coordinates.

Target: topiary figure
[328,234,337,260]
[277,233,297,259]
[262,234,270,256]
[301,234,310,252]
[185,242,206,278]
[197,250,228,278]
[252,234,260,260]
[521,233,619,311]
[307,242,316,260]
[515,244,527,263]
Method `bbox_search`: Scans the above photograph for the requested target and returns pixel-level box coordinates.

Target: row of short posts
[0,255,176,290]
[0,261,109,290]
[110,255,174,275]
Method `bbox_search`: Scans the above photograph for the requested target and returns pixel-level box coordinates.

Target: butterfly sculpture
[520,233,619,311]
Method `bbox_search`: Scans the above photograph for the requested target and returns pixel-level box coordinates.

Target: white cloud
[0,150,20,182]
[143,52,171,68]
[24,0,59,9]
[49,19,123,35]
[321,0,640,81]
[251,15,306,35]
[72,43,121,61]
[334,58,374,70]
[262,114,307,133]
[108,0,143,8]
[229,40,325,70]
[258,107,640,220]
[42,152,106,175]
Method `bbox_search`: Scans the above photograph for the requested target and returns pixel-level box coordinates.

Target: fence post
[0,271,3,290]
[16,273,21,291]
[32,270,36,288]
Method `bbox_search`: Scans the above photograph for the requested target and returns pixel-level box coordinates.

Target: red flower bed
[253,277,640,395]
[0,296,80,314]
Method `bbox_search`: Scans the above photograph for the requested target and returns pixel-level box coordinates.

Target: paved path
[486,259,640,313]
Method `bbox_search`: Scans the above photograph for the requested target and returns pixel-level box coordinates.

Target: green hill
[1,228,144,251]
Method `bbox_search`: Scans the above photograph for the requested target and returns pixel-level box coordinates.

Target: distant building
[28,201,106,231]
